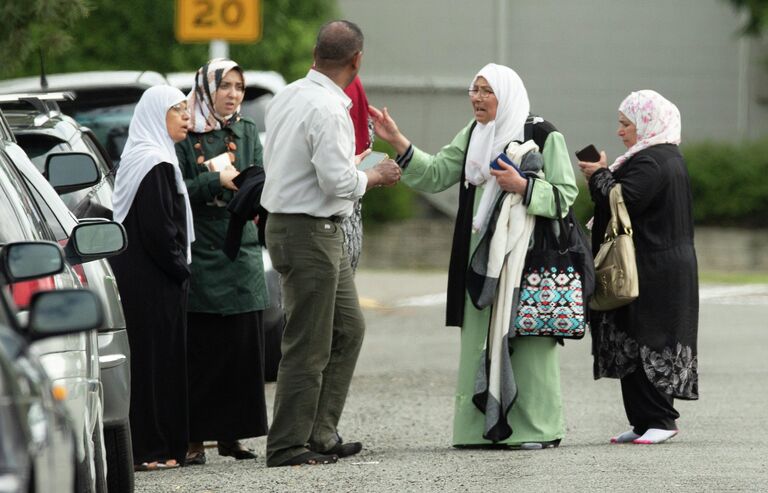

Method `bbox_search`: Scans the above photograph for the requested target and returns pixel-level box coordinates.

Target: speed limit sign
[175,0,262,42]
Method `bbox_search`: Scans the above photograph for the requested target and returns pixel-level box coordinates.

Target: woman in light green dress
[370,63,578,448]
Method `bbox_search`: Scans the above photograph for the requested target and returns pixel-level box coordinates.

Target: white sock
[633,428,678,444]
[610,430,641,444]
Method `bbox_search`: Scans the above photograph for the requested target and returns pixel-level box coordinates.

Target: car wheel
[74,421,107,493]
[104,419,134,493]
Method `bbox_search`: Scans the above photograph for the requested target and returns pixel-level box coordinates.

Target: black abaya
[110,162,190,465]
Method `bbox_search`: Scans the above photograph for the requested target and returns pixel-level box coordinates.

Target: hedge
[363,137,768,229]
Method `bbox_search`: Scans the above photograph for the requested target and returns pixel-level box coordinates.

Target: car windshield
[70,103,136,163]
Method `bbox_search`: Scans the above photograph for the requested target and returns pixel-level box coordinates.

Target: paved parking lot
[136,271,768,492]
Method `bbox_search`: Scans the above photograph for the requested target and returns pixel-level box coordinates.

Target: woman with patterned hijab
[579,90,699,445]
[370,63,578,448]
[175,59,269,464]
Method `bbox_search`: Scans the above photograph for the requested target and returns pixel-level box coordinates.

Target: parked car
[0,241,105,493]
[0,107,128,492]
[0,93,135,493]
[0,71,168,163]
[0,79,286,381]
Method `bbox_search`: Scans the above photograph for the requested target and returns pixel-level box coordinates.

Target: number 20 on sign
[176,0,262,42]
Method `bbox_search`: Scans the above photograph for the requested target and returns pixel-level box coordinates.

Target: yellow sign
[176,0,262,42]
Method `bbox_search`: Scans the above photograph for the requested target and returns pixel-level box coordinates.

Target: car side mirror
[45,152,101,194]
[0,241,65,285]
[63,221,127,265]
[27,289,104,339]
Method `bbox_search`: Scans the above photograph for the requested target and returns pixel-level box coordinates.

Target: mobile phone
[575,144,601,162]
[490,153,525,177]
[358,151,388,171]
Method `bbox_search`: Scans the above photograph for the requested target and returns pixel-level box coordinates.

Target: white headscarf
[187,58,243,133]
[112,85,195,263]
[610,90,681,172]
[465,63,530,231]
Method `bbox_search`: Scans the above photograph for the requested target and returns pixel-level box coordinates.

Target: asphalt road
[136,272,768,492]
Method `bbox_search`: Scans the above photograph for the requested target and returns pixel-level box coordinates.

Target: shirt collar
[307,69,352,110]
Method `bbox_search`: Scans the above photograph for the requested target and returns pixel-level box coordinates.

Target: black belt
[276,213,344,223]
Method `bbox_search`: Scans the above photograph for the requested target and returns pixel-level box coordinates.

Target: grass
[699,271,768,285]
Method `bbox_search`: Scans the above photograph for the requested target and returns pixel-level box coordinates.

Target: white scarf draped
[112,85,195,263]
[465,64,530,232]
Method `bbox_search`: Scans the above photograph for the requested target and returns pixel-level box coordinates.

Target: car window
[71,104,136,162]
[14,133,101,211]
[0,151,50,243]
[241,94,273,133]
[21,181,68,241]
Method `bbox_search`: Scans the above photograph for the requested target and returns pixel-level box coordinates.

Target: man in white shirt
[262,19,401,467]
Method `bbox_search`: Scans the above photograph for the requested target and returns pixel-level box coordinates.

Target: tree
[4,0,338,82]
[725,0,768,35]
[0,0,90,76]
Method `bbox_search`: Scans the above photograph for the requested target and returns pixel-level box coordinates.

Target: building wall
[339,0,768,159]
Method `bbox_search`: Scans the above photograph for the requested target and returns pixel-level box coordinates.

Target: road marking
[362,284,768,309]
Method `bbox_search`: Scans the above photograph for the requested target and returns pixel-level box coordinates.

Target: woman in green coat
[175,59,269,464]
[370,63,578,448]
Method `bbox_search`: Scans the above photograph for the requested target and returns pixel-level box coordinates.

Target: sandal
[217,441,257,460]
[134,460,180,472]
[267,451,338,468]
[185,450,207,466]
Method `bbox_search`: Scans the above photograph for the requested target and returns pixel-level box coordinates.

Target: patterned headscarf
[610,90,681,172]
[187,58,244,133]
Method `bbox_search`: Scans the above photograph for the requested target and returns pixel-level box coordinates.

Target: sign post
[175,0,262,43]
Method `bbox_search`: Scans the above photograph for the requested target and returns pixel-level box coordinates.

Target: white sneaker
[632,428,678,444]
[610,430,641,444]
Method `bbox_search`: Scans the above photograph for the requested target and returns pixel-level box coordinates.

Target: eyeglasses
[468,88,495,100]
[170,103,190,116]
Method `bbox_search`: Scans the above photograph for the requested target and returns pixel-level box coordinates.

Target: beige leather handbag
[589,184,639,311]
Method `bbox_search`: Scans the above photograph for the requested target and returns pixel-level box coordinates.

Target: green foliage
[0,0,90,76]
[571,182,595,229]
[683,138,768,227]
[3,0,338,82]
[724,0,768,35]
[570,138,768,228]
[361,139,416,228]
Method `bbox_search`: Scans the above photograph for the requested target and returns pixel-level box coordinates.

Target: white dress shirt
[261,69,368,217]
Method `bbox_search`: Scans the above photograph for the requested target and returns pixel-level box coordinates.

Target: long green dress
[400,120,578,446]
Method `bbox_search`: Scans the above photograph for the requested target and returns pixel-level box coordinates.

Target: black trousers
[621,368,680,434]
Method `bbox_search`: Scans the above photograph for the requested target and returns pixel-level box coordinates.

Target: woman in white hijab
[370,63,578,448]
[110,85,194,470]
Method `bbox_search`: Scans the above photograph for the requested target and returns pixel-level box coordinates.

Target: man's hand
[365,158,401,190]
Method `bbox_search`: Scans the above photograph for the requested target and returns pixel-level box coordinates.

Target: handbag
[514,188,591,339]
[588,184,639,311]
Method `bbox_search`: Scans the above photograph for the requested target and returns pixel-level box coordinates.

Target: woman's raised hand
[368,105,411,155]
